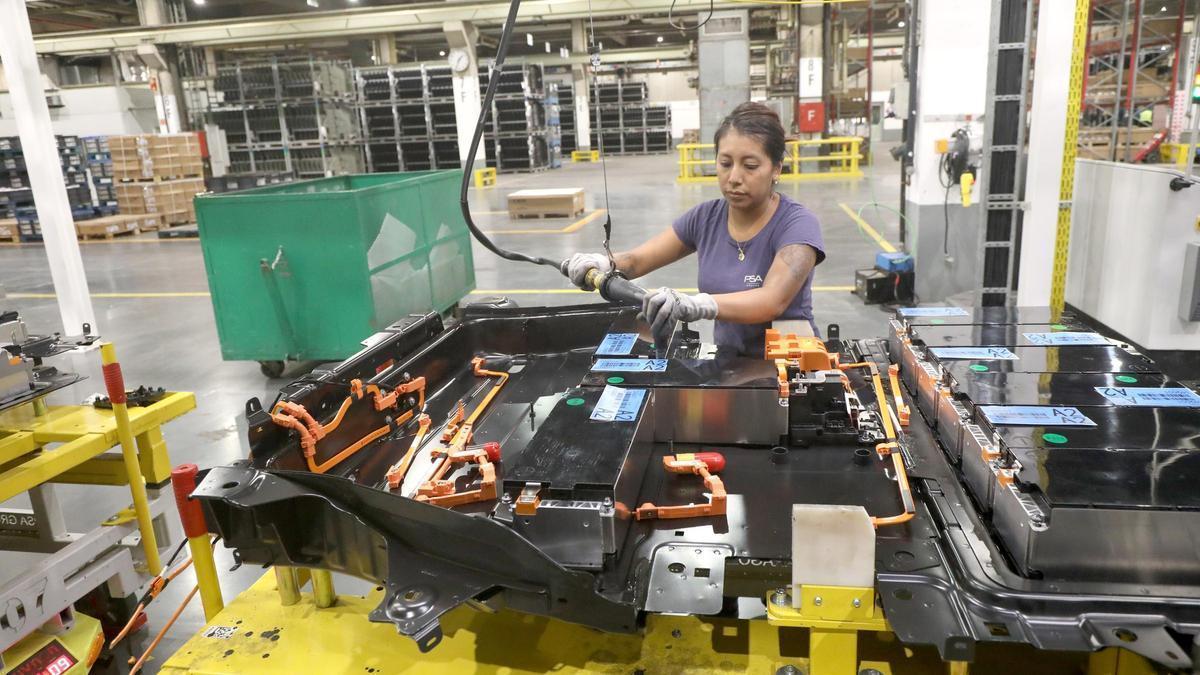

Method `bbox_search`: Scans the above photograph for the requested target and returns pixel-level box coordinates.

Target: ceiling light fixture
[439,50,446,56]
[306,0,319,7]
[527,33,534,46]
[192,0,205,5]
[897,20,905,27]
[656,35,663,43]
[545,42,551,53]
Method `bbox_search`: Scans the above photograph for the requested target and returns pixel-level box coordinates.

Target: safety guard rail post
[677,137,864,184]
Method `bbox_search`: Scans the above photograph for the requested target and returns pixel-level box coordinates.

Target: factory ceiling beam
[32,0,747,55]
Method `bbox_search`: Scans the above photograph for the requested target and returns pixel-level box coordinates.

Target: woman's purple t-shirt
[672,193,825,357]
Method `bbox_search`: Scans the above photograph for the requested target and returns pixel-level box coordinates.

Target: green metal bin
[195,171,475,374]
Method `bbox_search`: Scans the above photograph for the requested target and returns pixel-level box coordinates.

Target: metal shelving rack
[545,84,563,168]
[355,64,461,172]
[590,81,673,155]
[479,63,554,172]
[1080,0,1187,161]
[975,0,1035,307]
[557,81,578,154]
[199,58,363,178]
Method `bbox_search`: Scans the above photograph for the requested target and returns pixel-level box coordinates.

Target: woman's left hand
[641,288,719,336]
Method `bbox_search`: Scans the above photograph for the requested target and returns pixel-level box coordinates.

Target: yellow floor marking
[8,291,211,299]
[0,236,199,247]
[561,208,607,233]
[838,202,898,253]
[484,209,607,235]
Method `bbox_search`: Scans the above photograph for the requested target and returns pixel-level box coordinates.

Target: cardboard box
[115,177,204,225]
[507,188,586,219]
[109,133,204,181]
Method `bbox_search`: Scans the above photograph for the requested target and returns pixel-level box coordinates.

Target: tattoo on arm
[614,251,638,277]
[778,244,816,284]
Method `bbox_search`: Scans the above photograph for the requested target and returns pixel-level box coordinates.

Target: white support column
[374,35,397,65]
[1016,0,1074,306]
[137,0,181,133]
[571,19,592,151]
[905,0,990,302]
[443,21,486,165]
[0,0,96,334]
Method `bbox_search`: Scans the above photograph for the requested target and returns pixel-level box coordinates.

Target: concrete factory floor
[0,153,979,671]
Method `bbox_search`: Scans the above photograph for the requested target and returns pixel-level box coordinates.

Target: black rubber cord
[458,0,561,271]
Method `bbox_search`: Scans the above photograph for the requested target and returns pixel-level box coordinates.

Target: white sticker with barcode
[592,358,668,372]
[203,626,238,639]
[929,347,1019,360]
[1022,331,1108,346]
[596,333,638,356]
[1094,386,1200,407]
[897,307,969,317]
[979,405,1097,427]
[589,385,647,422]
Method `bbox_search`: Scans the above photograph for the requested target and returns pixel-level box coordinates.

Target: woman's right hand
[564,252,612,291]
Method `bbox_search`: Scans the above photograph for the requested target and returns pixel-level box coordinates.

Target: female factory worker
[564,102,825,358]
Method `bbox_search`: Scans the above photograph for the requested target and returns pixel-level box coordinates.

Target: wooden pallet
[507,188,585,220]
[126,213,169,232]
[75,214,141,240]
[115,174,204,183]
[0,218,17,243]
[510,211,583,220]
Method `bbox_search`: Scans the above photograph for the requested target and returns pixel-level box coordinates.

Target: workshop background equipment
[0,343,195,670]
[195,171,476,377]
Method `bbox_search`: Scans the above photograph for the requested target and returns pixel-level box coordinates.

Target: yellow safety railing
[677,137,864,184]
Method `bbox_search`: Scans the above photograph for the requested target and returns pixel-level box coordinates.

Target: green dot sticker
[1051,323,1069,330]
[970,364,989,372]
[566,397,585,407]
[1115,375,1138,384]
[606,376,625,384]
[931,319,946,325]
[1042,433,1069,445]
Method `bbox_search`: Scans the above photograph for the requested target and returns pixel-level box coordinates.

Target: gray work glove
[641,287,719,336]
[565,252,612,291]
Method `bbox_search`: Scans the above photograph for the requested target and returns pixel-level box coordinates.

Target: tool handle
[171,464,208,538]
[565,265,649,306]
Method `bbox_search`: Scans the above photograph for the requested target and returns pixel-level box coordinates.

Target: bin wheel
[259,360,286,378]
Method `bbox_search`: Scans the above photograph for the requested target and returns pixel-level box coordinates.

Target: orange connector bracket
[635,452,727,521]
[415,442,501,507]
[869,442,916,528]
[887,364,910,427]
[385,413,431,490]
[427,361,508,483]
[441,401,466,443]
[272,376,425,475]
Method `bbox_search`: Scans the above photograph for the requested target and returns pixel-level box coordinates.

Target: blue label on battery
[596,333,638,356]
[979,405,1097,427]
[590,385,647,422]
[1022,331,1108,346]
[897,307,970,317]
[591,358,668,372]
[929,347,1019,360]
[1093,386,1200,407]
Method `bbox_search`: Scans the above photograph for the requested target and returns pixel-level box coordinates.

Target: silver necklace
[731,194,776,262]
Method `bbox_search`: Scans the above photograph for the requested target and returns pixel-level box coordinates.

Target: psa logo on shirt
[744,275,764,288]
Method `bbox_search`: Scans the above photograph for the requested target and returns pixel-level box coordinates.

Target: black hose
[458,0,559,271]
[597,274,647,306]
